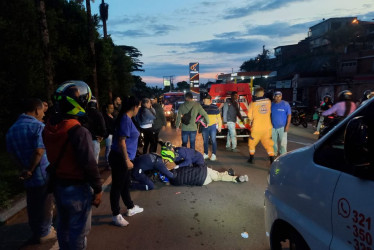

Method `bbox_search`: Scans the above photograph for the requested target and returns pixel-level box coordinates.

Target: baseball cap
[274,91,282,96]
[203,94,212,100]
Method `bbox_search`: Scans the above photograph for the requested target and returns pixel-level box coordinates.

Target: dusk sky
[90,0,374,87]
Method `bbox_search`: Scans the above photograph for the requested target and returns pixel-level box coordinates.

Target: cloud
[160,38,264,54]
[110,23,177,38]
[246,20,318,37]
[358,11,374,21]
[224,0,307,19]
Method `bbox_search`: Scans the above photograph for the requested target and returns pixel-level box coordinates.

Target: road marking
[288,140,313,146]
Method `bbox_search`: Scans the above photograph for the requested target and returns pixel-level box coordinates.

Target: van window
[313,106,368,174]
[313,122,352,173]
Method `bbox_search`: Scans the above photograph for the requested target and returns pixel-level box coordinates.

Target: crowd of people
[6,79,370,249]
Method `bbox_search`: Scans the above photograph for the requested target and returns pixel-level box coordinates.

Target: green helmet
[53,81,92,117]
[161,146,175,162]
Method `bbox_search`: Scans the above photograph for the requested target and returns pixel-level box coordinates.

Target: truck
[208,82,252,140]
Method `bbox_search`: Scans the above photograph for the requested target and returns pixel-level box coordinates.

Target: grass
[0,152,24,210]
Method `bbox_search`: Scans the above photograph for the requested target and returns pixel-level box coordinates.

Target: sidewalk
[0,148,111,224]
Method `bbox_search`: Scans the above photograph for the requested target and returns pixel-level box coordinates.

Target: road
[0,123,318,250]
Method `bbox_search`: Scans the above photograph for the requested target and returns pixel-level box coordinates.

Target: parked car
[265,97,374,249]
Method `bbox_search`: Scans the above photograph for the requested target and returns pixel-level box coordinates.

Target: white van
[265,98,374,250]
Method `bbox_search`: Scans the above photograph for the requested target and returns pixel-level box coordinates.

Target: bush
[0,153,24,210]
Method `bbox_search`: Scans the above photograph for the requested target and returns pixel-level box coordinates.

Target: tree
[240,45,272,72]
[35,0,54,103]
[119,45,144,72]
[175,81,190,91]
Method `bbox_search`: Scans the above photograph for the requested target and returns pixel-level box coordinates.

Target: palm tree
[99,0,109,38]
[35,0,54,103]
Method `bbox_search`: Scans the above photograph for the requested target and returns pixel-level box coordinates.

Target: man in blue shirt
[6,98,55,244]
[271,91,291,156]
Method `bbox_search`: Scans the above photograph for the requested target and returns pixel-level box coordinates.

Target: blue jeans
[54,183,93,250]
[26,185,54,238]
[226,122,237,149]
[272,127,288,156]
[181,130,197,149]
[92,140,100,164]
[105,135,113,163]
[202,125,217,154]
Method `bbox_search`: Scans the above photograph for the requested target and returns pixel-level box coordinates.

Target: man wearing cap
[271,91,291,156]
[150,96,166,152]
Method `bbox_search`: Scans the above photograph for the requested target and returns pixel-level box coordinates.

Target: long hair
[115,96,140,128]
[344,101,352,117]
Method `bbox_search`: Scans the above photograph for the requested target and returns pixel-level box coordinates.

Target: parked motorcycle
[291,108,308,128]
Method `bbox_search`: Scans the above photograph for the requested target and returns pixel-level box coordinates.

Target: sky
[90,0,374,88]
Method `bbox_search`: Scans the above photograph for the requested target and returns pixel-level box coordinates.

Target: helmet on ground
[338,90,353,102]
[53,80,92,116]
[161,146,175,162]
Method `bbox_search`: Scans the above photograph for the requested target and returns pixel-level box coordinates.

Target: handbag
[181,107,193,125]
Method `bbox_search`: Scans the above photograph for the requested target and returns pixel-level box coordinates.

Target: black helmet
[363,90,374,101]
[338,90,353,102]
[53,80,92,116]
[87,96,97,109]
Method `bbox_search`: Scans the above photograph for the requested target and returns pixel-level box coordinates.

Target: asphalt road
[0,123,318,250]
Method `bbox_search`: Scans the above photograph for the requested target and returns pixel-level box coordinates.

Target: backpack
[181,107,193,125]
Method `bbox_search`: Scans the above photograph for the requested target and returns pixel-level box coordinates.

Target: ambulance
[265,97,374,249]
[208,82,252,139]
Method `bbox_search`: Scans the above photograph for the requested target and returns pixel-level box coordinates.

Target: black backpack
[181,107,193,125]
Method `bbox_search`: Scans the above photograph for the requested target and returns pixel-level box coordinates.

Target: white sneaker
[203,153,209,160]
[126,205,144,217]
[112,214,129,227]
[210,154,216,161]
[238,175,249,182]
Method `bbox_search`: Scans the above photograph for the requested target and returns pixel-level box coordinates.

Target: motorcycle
[291,108,308,128]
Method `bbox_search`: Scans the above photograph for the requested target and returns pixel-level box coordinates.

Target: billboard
[163,79,170,87]
[189,62,199,88]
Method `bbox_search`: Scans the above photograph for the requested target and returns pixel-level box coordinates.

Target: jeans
[181,130,197,149]
[26,185,54,238]
[149,130,160,153]
[202,125,217,155]
[272,127,287,156]
[316,116,325,132]
[109,151,134,216]
[54,183,93,250]
[92,140,100,164]
[141,128,154,154]
[105,135,113,163]
[226,122,237,149]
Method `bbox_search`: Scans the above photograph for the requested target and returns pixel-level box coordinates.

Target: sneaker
[313,131,320,135]
[39,227,57,243]
[237,175,249,183]
[112,214,129,227]
[203,153,209,160]
[210,154,216,161]
[232,148,240,152]
[228,168,235,176]
[126,205,144,217]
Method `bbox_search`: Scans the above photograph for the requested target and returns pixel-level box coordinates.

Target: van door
[329,104,374,250]
[330,174,374,250]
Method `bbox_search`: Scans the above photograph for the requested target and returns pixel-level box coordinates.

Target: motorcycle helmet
[161,146,175,162]
[53,80,92,116]
[323,94,332,102]
[363,90,374,101]
[87,96,97,109]
[338,90,353,102]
